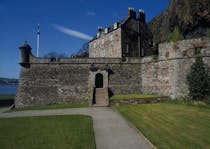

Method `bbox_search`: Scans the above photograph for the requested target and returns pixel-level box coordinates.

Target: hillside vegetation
[149,0,210,44]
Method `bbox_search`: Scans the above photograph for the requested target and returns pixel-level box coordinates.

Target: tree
[187,57,210,100]
[44,52,67,58]
[76,42,89,58]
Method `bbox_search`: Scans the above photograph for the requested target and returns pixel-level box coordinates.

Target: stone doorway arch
[89,69,109,106]
[95,73,103,88]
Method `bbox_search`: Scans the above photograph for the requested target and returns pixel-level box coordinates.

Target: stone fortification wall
[141,38,210,98]
[15,64,89,107]
[15,56,142,107]
[15,38,210,107]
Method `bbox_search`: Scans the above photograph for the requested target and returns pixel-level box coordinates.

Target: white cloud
[52,24,92,40]
[86,11,96,16]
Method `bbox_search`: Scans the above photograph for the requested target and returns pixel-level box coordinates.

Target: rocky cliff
[148,0,210,44]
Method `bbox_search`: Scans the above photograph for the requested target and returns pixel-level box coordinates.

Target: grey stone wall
[108,63,142,94]
[15,57,143,107]
[141,38,210,98]
[15,38,210,107]
[15,64,90,107]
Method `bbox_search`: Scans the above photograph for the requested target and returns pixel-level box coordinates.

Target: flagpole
[36,24,40,57]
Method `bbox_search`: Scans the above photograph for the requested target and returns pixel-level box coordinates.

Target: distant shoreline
[0,78,18,85]
[0,82,18,85]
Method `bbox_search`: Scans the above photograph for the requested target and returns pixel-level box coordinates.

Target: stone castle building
[15,8,210,108]
[89,8,153,58]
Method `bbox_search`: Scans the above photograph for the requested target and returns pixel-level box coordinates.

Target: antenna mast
[36,24,40,57]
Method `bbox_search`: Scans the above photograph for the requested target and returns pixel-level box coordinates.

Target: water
[0,84,18,95]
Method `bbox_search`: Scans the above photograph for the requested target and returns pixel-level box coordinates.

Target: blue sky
[0,0,169,78]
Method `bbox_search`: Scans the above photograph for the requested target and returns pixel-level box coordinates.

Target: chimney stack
[128,7,136,19]
[98,26,103,32]
[97,26,103,38]
[138,9,145,23]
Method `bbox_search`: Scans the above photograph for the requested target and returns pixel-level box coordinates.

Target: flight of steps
[94,88,109,106]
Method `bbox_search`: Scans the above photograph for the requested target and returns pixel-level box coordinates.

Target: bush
[187,57,210,100]
[167,27,184,42]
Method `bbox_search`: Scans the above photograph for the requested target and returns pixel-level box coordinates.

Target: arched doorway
[95,73,103,88]
[89,69,109,106]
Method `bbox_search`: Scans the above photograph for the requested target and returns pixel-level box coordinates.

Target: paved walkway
[0,107,154,149]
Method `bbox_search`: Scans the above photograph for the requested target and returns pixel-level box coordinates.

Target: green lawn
[0,115,95,149]
[115,103,210,149]
[9,102,89,112]
[0,94,14,100]
[110,94,161,100]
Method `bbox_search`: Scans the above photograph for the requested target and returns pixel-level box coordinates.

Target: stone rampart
[15,59,142,107]
[15,38,210,107]
[141,37,210,98]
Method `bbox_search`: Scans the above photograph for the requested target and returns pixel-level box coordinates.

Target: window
[141,48,145,57]
[110,44,113,55]
[102,49,105,57]
[94,42,96,48]
[102,39,104,45]
[110,35,113,41]
[125,44,129,53]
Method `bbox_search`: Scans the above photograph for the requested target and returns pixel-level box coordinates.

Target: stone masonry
[15,37,210,107]
[89,8,153,58]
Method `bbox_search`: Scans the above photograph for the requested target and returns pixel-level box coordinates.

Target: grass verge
[9,102,89,112]
[0,94,14,100]
[110,94,162,100]
[114,103,210,149]
[0,115,95,149]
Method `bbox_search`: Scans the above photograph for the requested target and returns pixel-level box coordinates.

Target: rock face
[149,0,210,44]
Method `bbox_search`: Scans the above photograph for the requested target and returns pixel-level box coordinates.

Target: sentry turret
[19,41,31,68]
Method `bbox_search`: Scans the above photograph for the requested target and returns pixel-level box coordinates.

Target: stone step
[95,88,106,93]
[94,88,108,106]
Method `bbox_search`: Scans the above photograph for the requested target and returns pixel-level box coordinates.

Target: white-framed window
[110,44,113,55]
[110,35,113,41]
[102,49,105,57]
[125,44,129,53]
[141,48,145,57]
[102,39,104,45]
[93,42,96,48]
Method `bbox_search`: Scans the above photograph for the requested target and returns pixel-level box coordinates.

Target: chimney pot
[128,7,136,19]
[98,26,103,32]
[138,9,146,23]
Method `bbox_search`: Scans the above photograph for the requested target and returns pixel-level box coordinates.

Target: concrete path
[0,107,154,149]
